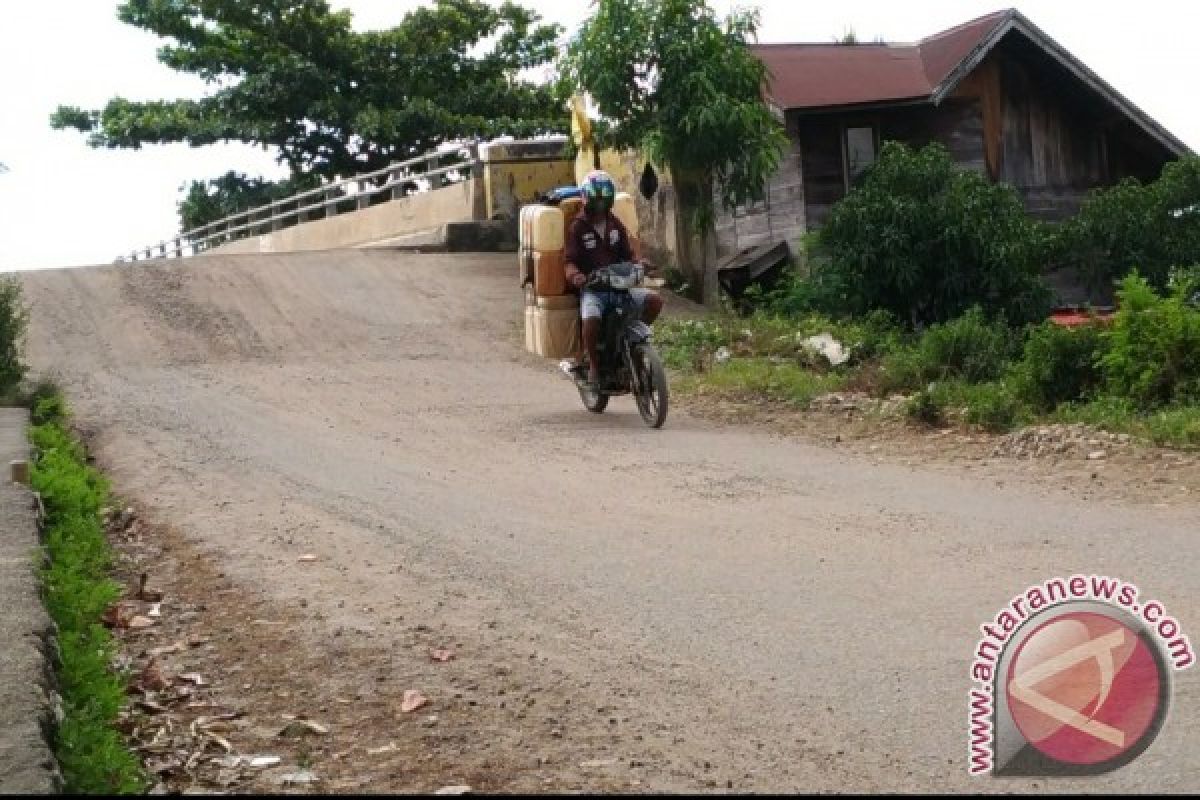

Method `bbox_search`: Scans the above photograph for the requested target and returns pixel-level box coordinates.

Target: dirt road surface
[20,252,1200,792]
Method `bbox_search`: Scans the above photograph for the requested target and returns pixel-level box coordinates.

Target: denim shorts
[580,288,650,320]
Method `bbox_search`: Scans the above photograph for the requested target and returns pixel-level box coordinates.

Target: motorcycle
[560,263,669,429]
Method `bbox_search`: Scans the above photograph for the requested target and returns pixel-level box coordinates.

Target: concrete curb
[0,408,63,794]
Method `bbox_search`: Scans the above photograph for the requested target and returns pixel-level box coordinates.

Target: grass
[29,393,146,795]
[658,311,1200,449]
[1055,398,1200,448]
[678,358,846,408]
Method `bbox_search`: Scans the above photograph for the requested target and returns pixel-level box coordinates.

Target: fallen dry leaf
[429,648,455,662]
[204,732,233,752]
[146,642,185,658]
[102,602,137,629]
[135,699,169,714]
[177,673,210,687]
[277,770,319,786]
[137,660,172,692]
[400,689,429,713]
[138,572,165,602]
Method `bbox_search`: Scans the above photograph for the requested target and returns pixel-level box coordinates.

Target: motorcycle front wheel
[631,344,669,429]
[578,384,609,413]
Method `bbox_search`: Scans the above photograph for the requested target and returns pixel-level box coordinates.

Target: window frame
[841,121,881,191]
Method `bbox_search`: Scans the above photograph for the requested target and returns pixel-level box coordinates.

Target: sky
[2,0,1198,271]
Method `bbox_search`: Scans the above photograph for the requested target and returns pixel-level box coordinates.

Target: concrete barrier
[0,408,62,794]
[209,179,482,256]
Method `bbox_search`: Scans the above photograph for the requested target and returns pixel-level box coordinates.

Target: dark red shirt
[563,212,634,291]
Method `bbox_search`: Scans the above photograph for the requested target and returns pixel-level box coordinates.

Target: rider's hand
[570,272,588,290]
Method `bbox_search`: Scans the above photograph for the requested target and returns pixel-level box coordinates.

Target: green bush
[1009,322,1107,412]
[906,386,947,427]
[1143,407,1200,448]
[816,142,1052,327]
[1169,265,1200,301]
[962,382,1026,433]
[1100,273,1200,409]
[1057,157,1200,292]
[0,277,29,399]
[880,308,1017,392]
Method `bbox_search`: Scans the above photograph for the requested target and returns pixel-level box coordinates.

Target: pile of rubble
[809,392,910,417]
[990,424,1134,460]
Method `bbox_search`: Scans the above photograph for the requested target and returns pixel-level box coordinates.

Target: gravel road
[19,251,1199,792]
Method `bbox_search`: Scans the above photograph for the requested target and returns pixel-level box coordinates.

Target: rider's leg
[642,291,663,324]
[579,290,604,386]
[582,318,601,384]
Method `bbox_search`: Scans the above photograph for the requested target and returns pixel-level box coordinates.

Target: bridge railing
[118,142,481,263]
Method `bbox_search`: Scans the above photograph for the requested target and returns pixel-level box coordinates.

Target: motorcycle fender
[626,321,652,343]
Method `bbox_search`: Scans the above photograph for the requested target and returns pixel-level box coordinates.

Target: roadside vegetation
[30,393,147,793]
[0,276,145,793]
[658,143,1200,449]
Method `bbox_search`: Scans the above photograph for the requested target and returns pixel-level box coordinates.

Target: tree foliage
[1055,156,1200,292]
[178,171,323,237]
[816,141,1052,327]
[51,0,569,229]
[1100,273,1200,409]
[0,278,28,398]
[560,0,787,232]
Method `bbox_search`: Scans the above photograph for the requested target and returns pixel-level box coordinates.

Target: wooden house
[715,8,1191,258]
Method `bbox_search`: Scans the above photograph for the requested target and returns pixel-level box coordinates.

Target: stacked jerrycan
[520,201,580,359]
[519,192,640,359]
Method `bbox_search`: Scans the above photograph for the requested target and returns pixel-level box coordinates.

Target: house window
[844,125,878,187]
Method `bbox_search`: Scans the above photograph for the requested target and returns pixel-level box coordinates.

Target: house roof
[752,11,1009,110]
[753,9,1189,156]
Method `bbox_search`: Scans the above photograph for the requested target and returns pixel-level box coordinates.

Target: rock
[277,770,319,786]
[714,346,732,364]
[800,333,850,367]
[1087,450,1108,461]
[434,786,472,795]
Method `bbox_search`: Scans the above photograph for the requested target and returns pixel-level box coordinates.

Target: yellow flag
[570,95,593,148]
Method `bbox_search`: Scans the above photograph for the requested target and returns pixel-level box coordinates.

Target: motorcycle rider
[563,170,664,389]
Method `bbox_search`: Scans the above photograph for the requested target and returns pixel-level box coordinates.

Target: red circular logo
[1006,611,1163,766]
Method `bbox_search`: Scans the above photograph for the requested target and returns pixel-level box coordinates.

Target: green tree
[0,278,29,398]
[816,141,1051,327]
[178,171,323,247]
[1055,156,1200,293]
[561,0,788,304]
[52,0,568,230]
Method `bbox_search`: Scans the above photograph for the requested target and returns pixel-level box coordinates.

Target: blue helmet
[580,170,616,215]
